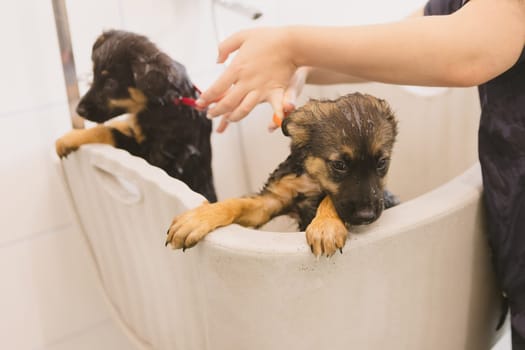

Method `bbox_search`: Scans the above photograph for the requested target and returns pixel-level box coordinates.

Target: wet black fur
[263,93,399,230]
[77,30,216,202]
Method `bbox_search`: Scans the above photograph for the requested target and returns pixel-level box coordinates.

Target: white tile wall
[0,106,71,245]
[0,225,134,349]
[0,0,511,348]
[0,1,67,115]
[0,0,133,349]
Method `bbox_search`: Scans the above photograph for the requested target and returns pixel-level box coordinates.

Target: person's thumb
[267,89,285,131]
[283,87,297,113]
[216,31,246,63]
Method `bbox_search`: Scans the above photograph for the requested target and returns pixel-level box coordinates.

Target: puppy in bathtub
[166,93,399,257]
[55,30,217,202]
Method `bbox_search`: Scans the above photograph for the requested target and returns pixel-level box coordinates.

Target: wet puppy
[55,30,217,202]
[166,93,398,257]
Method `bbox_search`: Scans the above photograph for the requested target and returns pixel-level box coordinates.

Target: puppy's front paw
[305,217,348,258]
[55,130,83,158]
[165,201,228,251]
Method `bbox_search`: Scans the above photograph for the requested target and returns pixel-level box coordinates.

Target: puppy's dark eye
[377,158,389,173]
[103,78,118,93]
[330,160,347,172]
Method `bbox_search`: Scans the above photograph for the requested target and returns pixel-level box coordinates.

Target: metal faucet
[213,0,263,20]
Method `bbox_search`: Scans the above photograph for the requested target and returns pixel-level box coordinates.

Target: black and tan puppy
[55,30,217,202]
[165,93,398,257]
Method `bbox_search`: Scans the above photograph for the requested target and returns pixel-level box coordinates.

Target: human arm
[284,5,425,92]
[199,0,525,123]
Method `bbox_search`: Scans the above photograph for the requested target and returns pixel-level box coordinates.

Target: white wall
[0,0,510,349]
[0,0,137,349]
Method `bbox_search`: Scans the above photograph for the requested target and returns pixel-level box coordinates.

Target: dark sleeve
[424,0,466,16]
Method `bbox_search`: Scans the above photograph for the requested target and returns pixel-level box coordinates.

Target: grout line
[0,222,73,250]
[0,100,67,119]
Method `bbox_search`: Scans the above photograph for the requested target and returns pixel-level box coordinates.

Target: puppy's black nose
[353,208,377,224]
[76,104,88,117]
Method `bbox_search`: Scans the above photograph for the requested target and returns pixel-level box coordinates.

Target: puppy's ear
[92,30,117,53]
[281,109,297,136]
[377,98,398,138]
[131,60,170,99]
[281,109,311,148]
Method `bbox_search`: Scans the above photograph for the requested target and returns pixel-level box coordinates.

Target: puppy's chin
[78,109,125,124]
[81,115,109,123]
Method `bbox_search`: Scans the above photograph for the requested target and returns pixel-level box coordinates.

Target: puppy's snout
[335,201,381,226]
[352,208,377,225]
[76,103,88,117]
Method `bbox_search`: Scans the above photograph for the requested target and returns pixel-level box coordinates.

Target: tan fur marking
[301,99,338,121]
[108,114,145,143]
[370,130,394,156]
[130,115,145,143]
[286,122,309,146]
[266,174,321,205]
[304,156,339,194]
[234,196,283,227]
[315,102,337,120]
[108,88,147,114]
[340,146,355,159]
[55,125,115,157]
[166,195,284,249]
[305,196,348,257]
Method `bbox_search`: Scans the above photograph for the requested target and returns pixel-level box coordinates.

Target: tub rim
[73,144,483,257]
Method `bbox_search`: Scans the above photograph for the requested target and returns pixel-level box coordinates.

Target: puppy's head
[282,93,397,226]
[76,30,193,122]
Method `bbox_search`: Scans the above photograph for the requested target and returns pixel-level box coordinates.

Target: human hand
[215,66,309,133]
[197,27,297,132]
[267,66,310,131]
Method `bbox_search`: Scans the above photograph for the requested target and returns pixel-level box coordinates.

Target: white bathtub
[57,83,503,350]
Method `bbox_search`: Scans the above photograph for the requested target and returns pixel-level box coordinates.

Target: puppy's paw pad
[306,218,348,257]
[55,130,84,158]
[55,138,78,158]
[165,202,222,251]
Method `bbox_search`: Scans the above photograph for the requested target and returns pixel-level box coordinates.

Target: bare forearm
[288,0,525,87]
[304,6,424,86]
[305,67,367,85]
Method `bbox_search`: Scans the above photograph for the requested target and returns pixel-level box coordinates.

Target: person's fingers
[262,89,284,132]
[282,66,309,113]
[196,71,237,110]
[227,91,260,122]
[268,107,293,132]
[206,84,246,118]
[283,102,296,114]
[216,114,230,133]
[198,31,251,108]
[283,87,297,112]
[267,120,280,132]
[216,31,246,63]
[268,88,285,120]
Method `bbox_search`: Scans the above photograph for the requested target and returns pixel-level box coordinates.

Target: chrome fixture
[213,0,263,20]
[52,0,84,129]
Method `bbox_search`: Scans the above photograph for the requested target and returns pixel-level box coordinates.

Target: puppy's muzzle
[76,103,89,117]
[352,207,378,225]
[336,202,383,226]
